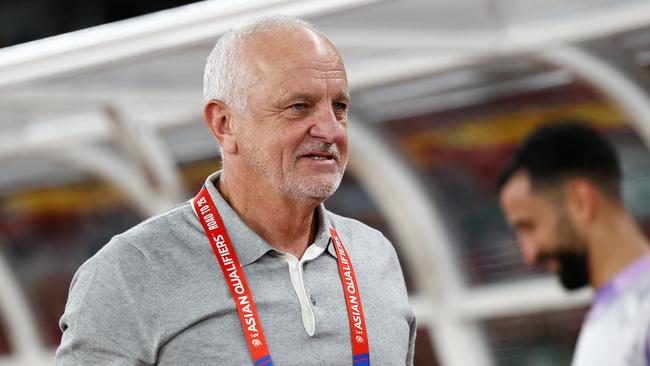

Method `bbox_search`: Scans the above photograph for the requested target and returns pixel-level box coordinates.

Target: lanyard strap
[330,227,370,365]
[192,186,371,365]
[193,187,272,366]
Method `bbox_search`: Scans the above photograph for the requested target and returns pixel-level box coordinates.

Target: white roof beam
[333,2,650,53]
[1,85,199,105]
[0,0,386,91]
[344,1,650,91]
[330,29,500,51]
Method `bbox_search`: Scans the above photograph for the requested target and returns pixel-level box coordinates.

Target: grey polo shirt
[56,171,416,365]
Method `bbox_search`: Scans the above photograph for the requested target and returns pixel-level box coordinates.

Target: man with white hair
[56,16,415,365]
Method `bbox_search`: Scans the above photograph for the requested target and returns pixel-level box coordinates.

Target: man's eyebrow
[280,92,318,104]
[277,90,350,105]
[334,92,350,103]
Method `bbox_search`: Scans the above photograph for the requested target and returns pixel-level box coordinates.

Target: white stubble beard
[241,139,346,202]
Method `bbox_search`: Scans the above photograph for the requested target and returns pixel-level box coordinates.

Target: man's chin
[282,175,342,201]
[557,257,590,290]
[558,275,588,291]
[303,180,340,200]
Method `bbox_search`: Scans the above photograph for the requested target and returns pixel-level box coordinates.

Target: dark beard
[556,251,589,290]
[553,207,590,291]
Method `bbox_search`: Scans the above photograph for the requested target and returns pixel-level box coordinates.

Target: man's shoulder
[323,209,408,303]
[121,200,194,239]
[325,210,382,236]
[323,209,393,252]
[67,200,207,307]
[94,201,197,261]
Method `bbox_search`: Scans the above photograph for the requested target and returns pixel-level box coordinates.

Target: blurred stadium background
[2,0,650,365]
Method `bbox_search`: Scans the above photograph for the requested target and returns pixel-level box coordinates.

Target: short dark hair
[496,120,622,200]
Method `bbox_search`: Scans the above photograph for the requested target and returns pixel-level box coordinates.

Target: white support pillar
[539,40,650,146]
[105,106,187,205]
[0,252,47,365]
[0,110,181,217]
[347,117,494,366]
[48,146,178,217]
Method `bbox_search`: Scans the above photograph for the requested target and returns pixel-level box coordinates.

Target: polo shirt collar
[202,171,337,266]
[313,203,338,259]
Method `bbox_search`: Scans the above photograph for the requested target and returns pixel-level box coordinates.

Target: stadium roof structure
[2,0,650,365]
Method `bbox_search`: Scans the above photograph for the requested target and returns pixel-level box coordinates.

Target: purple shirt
[587,252,650,364]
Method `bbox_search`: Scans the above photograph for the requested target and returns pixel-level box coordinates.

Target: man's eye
[333,102,348,112]
[291,103,307,111]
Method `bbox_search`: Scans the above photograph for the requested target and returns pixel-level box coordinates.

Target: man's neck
[217,172,320,259]
[588,210,650,288]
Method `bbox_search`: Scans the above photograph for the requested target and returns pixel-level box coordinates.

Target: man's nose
[309,104,346,143]
[519,237,541,266]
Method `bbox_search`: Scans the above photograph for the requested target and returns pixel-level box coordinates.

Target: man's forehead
[501,171,563,218]
[242,26,343,75]
[240,42,347,106]
[501,170,533,202]
[499,174,539,228]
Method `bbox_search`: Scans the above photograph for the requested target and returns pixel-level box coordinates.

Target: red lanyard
[193,186,370,365]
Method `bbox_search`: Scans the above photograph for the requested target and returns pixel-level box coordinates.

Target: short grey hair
[203,15,320,114]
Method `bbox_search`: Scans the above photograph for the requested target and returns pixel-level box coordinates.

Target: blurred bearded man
[497,121,650,366]
[56,15,415,366]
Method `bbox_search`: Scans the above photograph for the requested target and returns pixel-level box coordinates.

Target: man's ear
[204,100,238,154]
[565,178,598,227]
